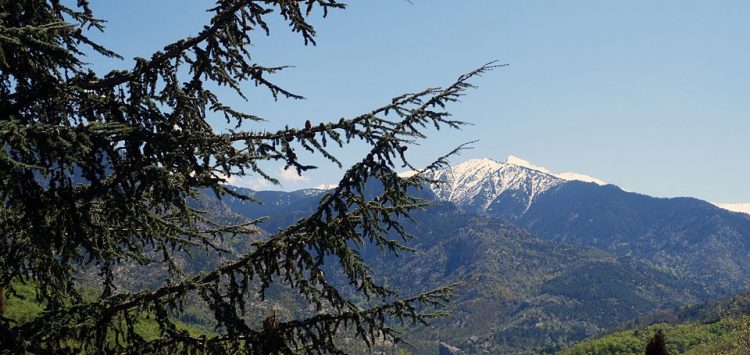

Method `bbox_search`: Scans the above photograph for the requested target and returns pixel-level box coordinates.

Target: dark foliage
[644,329,669,355]
[0,0,499,352]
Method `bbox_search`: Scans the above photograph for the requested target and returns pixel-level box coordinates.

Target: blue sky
[85,1,750,202]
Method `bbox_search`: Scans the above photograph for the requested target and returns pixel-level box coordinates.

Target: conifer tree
[645,329,670,355]
[0,0,496,353]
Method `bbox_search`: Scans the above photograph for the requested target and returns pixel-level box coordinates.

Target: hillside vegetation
[563,317,750,354]
[564,293,750,354]
[222,189,717,353]
[4,283,213,344]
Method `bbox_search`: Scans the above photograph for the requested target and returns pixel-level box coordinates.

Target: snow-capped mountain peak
[314,184,338,190]
[555,172,607,186]
[505,155,551,174]
[426,157,563,213]
[504,155,607,186]
[421,156,609,216]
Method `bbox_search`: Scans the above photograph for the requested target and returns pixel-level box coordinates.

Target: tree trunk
[0,287,4,317]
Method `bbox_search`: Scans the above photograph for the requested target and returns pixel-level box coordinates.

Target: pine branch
[1,0,501,352]
[14,65,496,352]
[82,1,345,91]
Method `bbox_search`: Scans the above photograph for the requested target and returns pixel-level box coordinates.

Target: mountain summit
[505,155,607,185]
[424,156,607,216]
[426,157,562,214]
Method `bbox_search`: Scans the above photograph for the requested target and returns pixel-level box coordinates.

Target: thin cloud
[220,173,273,190]
[279,167,309,182]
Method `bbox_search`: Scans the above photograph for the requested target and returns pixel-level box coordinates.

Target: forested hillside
[563,293,750,354]
[221,187,729,353]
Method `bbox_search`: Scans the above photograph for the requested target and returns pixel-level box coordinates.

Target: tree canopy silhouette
[645,329,670,355]
[0,0,497,353]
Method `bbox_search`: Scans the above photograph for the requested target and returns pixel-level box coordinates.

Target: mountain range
[215,156,750,353]
[421,157,750,292]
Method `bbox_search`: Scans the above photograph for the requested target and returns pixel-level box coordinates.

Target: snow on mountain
[397,170,419,178]
[421,156,609,213]
[506,155,552,174]
[426,157,564,211]
[712,202,750,215]
[506,155,607,186]
[314,184,338,190]
[555,172,607,186]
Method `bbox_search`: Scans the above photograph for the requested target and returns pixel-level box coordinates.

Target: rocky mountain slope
[369,206,710,353]
[418,157,750,294]
[220,186,719,353]
[205,156,750,352]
